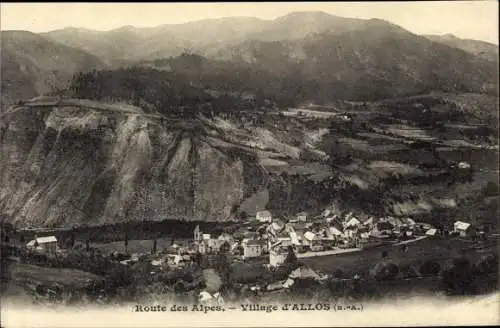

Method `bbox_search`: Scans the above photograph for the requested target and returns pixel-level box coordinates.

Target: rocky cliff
[0,99,269,228]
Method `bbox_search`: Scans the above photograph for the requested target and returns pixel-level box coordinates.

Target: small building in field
[453,221,475,237]
[256,210,272,223]
[425,228,437,236]
[26,236,58,257]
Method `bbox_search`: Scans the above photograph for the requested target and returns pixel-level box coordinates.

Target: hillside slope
[0,99,265,227]
[196,20,499,101]
[1,31,105,109]
[424,34,499,62]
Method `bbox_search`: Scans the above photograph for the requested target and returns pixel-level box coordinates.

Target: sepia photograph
[0,2,499,327]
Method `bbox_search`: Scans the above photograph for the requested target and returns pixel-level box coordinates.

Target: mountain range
[1,11,498,108]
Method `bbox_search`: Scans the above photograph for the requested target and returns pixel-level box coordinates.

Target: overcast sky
[1,2,498,44]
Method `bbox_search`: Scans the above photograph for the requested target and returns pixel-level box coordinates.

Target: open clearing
[8,263,104,288]
[89,237,190,255]
[301,237,498,277]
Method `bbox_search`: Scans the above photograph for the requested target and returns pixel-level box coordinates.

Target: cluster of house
[190,208,481,268]
[18,214,477,270]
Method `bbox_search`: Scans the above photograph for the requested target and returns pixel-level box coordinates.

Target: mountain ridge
[1,30,105,110]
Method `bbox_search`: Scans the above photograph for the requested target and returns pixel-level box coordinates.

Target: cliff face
[0,100,262,228]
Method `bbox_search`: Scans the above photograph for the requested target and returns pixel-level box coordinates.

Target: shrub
[370,261,399,281]
[333,269,344,279]
[440,257,476,295]
[419,260,441,276]
[399,263,420,278]
[473,254,499,275]
[484,181,498,197]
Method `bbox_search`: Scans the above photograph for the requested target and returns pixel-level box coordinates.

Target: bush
[419,260,441,276]
[473,254,499,275]
[399,263,420,278]
[484,181,498,197]
[440,257,476,295]
[333,269,344,279]
[230,263,271,284]
[370,261,399,281]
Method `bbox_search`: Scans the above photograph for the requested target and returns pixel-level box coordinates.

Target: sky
[1,2,498,44]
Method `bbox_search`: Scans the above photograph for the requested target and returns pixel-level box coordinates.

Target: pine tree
[152,236,157,255]
[70,233,76,248]
[284,246,298,270]
[124,232,129,254]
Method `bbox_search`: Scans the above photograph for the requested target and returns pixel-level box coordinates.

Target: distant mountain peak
[276,10,335,19]
[442,33,459,39]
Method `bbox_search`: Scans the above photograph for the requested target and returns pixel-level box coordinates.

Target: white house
[454,221,475,237]
[269,250,287,267]
[425,228,437,236]
[256,210,272,223]
[457,161,471,169]
[26,236,58,256]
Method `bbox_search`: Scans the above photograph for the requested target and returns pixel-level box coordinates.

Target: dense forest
[68,53,292,116]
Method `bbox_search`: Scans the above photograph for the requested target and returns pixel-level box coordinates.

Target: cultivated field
[301,237,498,278]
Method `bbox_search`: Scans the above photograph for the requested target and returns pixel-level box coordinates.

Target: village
[6,205,491,305]
[19,208,485,271]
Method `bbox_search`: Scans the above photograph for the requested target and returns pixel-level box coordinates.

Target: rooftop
[27,236,57,245]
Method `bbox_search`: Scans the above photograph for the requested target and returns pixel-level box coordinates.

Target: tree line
[68,64,280,117]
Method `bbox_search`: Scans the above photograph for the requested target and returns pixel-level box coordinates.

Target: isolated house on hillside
[256,210,272,223]
[425,228,437,236]
[26,236,58,257]
[453,221,475,237]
